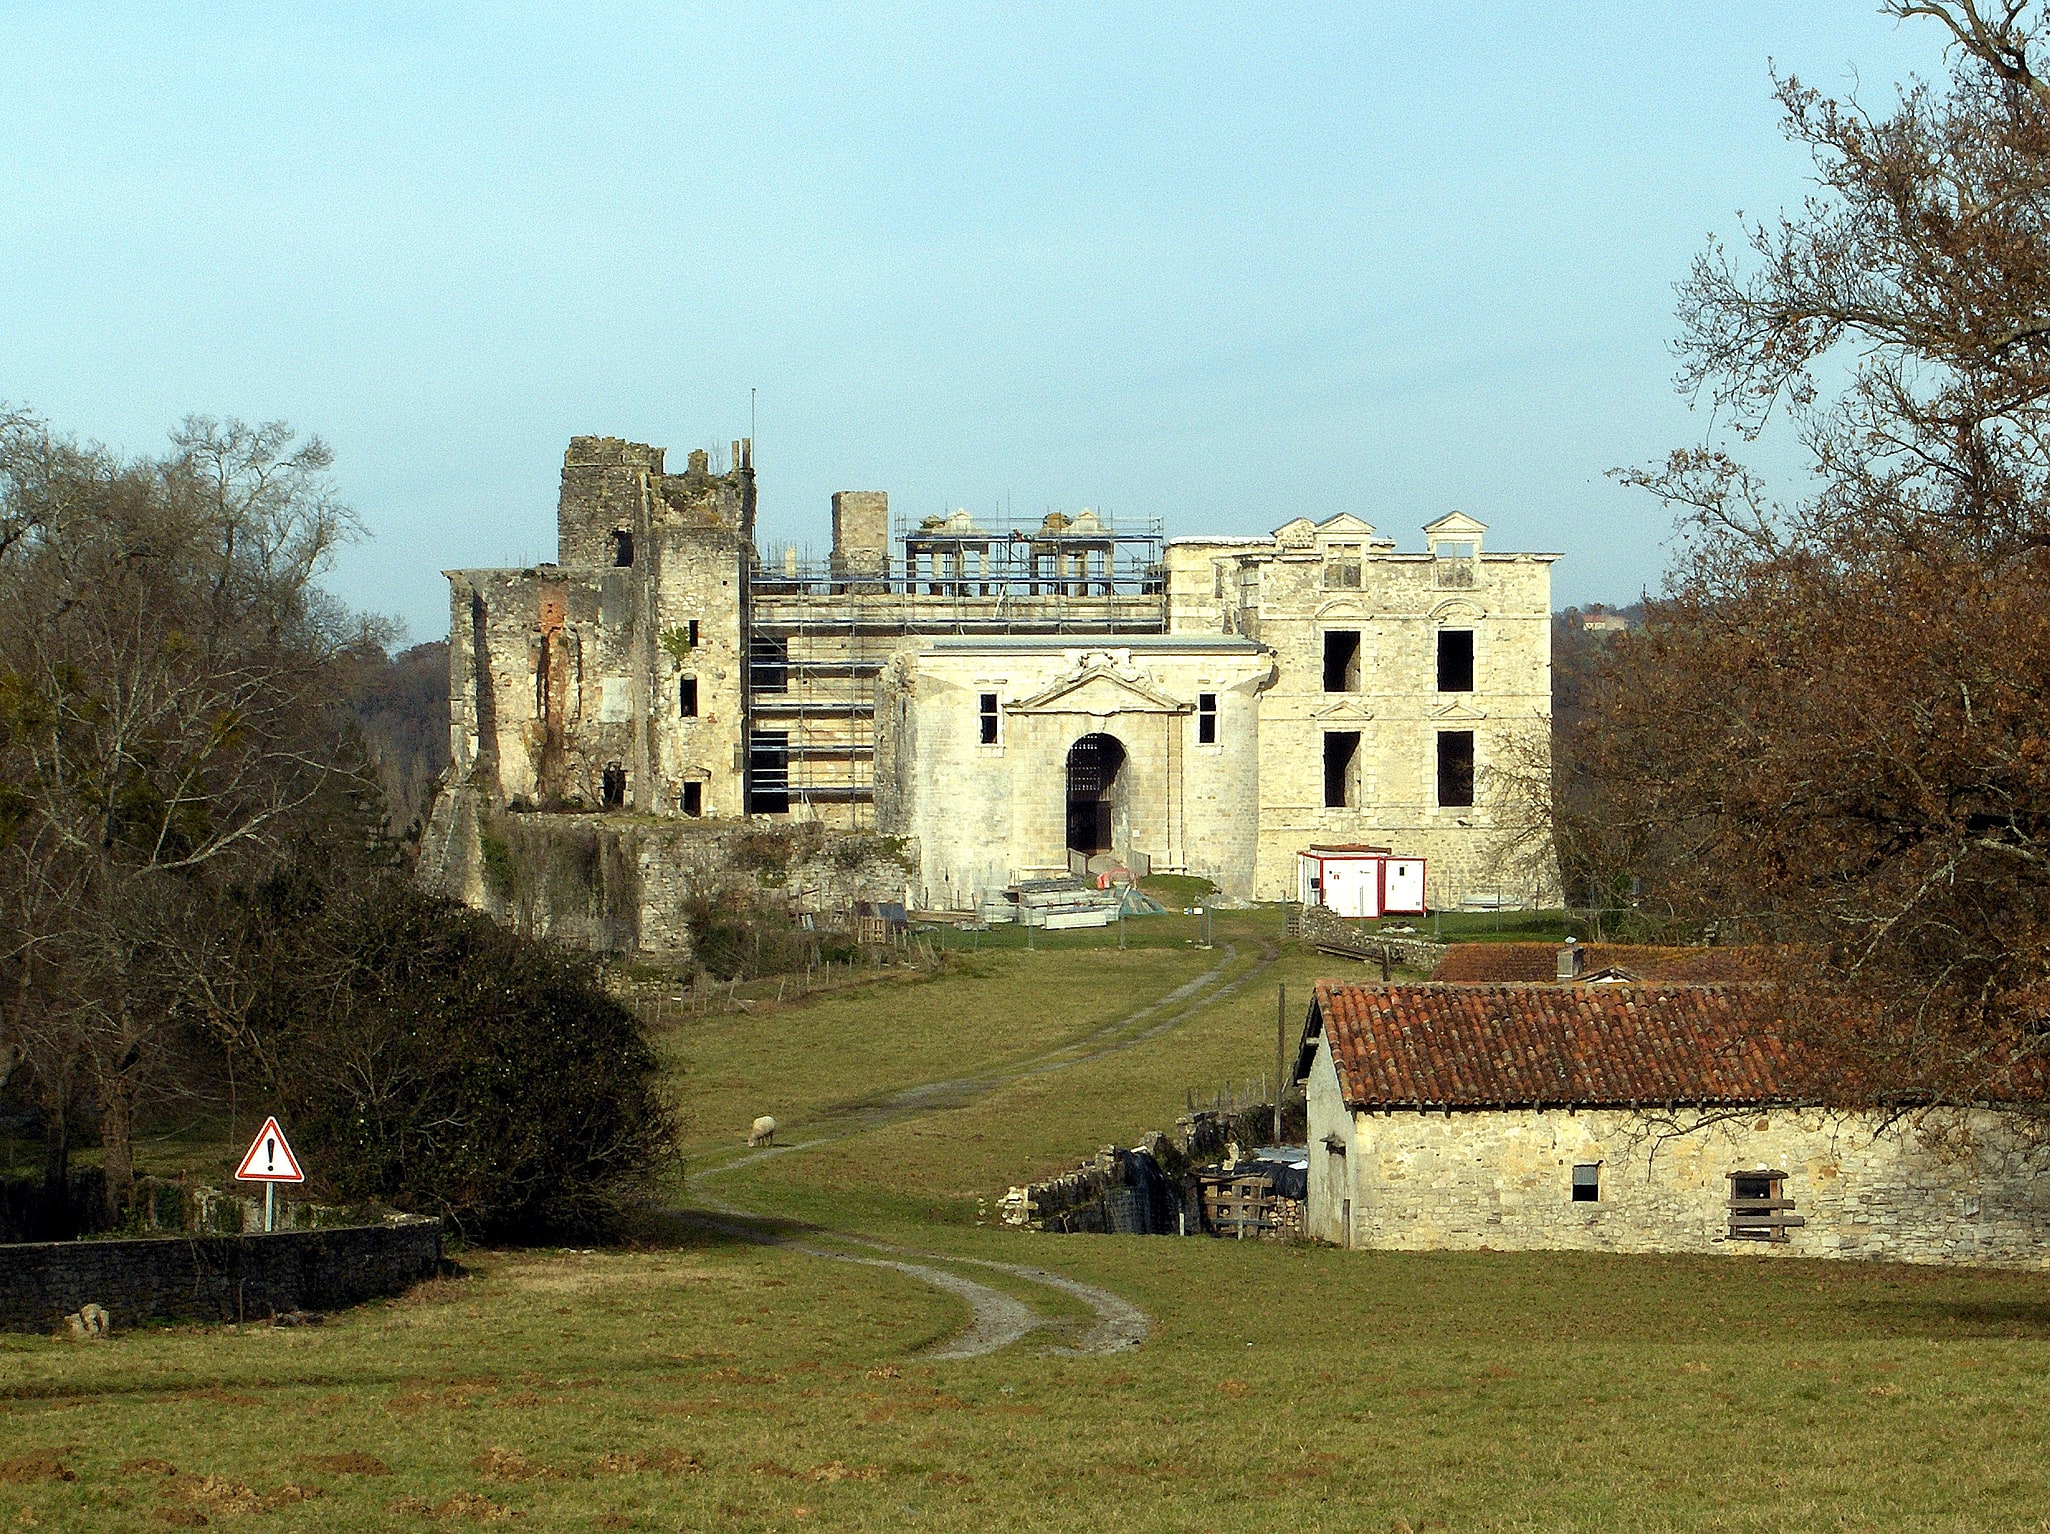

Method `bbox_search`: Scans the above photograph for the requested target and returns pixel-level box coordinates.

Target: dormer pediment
[1314,513,1378,539]
[1007,665,1190,717]
[1423,511,1489,537]
[1272,517,1319,549]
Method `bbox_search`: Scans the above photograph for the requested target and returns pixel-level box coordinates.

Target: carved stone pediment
[1428,699,1488,722]
[1007,665,1189,717]
[1311,698,1376,723]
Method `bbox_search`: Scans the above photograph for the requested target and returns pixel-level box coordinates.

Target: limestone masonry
[438,435,1559,909]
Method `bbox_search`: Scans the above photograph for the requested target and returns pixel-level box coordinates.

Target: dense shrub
[248,879,673,1240]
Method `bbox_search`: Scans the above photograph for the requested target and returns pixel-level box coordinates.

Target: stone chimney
[831,491,889,584]
[1556,939,1583,981]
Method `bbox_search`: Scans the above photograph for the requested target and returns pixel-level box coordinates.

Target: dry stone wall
[0,1217,443,1333]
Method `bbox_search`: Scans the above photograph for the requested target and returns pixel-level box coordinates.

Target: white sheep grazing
[747,1115,777,1147]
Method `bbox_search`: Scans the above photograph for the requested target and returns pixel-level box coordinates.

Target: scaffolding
[745,511,1167,823]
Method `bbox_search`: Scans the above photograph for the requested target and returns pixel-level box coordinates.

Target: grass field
[7,906,2050,1531]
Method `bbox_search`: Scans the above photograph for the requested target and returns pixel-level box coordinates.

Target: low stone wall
[1295,905,1447,972]
[0,1217,443,1333]
[1000,1103,1306,1235]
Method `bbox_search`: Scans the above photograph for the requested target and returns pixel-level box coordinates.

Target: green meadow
[6,908,2050,1532]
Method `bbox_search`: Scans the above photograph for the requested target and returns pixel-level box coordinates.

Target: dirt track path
[683,936,1278,1358]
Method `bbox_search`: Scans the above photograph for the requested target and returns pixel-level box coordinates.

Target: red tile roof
[1429,943,1769,984]
[1310,982,1801,1110]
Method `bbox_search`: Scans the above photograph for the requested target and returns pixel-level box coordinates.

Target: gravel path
[683,936,1280,1358]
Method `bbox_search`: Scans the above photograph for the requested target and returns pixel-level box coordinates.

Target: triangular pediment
[1315,513,1378,538]
[1008,665,1190,716]
[1428,699,1488,722]
[1272,517,1319,548]
[1311,698,1376,723]
[1423,510,1489,537]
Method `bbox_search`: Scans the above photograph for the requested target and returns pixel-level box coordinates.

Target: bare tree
[0,410,367,1213]
[1599,2,2050,1110]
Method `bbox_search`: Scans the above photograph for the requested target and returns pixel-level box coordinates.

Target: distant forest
[351,640,449,842]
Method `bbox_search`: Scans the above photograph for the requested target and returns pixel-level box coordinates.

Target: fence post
[1275,983,1287,1145]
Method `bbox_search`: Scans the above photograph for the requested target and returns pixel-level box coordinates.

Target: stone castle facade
[440,435,1559,909]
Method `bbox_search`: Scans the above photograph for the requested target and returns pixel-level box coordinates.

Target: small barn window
[610,529,634,567]
[1323,731,1360,809]
[681,782,702,816]
[601,763,627,809]
[680,677,698,717]
[1197,692,1218,745]
[1438,630,1474,692]
[1323,631,1362,693]
[1437,730,1475,808]
[979,692,999,745]
[1571,1164,1600,1202]
[1727,1171,1804,1243]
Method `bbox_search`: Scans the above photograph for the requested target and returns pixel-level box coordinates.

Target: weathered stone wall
[876,636,1274,908]
[1295,905,1448,971]
[1304,1039,2050,1266]
[0,1217,443,1333]
[421,791,917,957]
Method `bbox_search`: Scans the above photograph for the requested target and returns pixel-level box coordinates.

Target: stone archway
[1065,732,1127,856]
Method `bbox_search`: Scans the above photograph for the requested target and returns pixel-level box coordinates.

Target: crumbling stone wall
[420,788,917,958]
[1295,904,1447,971]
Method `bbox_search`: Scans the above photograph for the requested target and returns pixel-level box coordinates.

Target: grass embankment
[7,906,2050,1531]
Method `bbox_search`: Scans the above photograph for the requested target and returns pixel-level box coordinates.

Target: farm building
[1295,981,2050,1268]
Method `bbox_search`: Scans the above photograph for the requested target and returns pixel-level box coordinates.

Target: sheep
[747,1115,777,1148]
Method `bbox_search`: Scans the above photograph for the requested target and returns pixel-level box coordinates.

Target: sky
[0,3,1951,643]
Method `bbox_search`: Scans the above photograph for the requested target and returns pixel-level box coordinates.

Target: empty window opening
[680,677,698,717]
[601,763,627,810]
[1323,631,1362,693]
[750,635,788,694]
[1323,731,1360,809]
[681,781,702,817]
[1197,692,1218,745]
[1438,629,1475,693]
[1728,1171,1803,1243]
[687,619,700,647]
[1437,730,1475,808]
[1213,564,1226,599]
[1065,732,1127,855]
[1435,539,1475,588]
[747,732,790,815]
[1324,544,1362,588]
[979,692,1000,745]
[1572,1164,1600,1203]
[610,528,634,567]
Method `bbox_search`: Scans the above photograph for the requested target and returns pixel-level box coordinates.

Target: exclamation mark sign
[267,1137,276,1171]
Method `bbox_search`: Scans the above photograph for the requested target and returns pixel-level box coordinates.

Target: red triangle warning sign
[234,1117,305,1183]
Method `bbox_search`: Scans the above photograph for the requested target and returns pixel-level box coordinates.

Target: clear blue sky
[1,3,1946,642]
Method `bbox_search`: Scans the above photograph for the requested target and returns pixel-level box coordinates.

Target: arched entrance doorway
[1065,733,1127,855]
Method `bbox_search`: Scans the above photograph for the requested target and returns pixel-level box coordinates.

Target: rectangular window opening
[1322,631,1362,693]
[680,676,698,718]
[1727,1171,1802,1243]
[687,619,700,647]
[1437,730,1475,808]
[1571,1164,1600,1203]
[1437,630,1474,693]
[1197,692,1218,746]
[747,732,790,815]
[1323,731,1360,809]
[681,782,702,817]
[978,692,999,745]
[1324,545,1362,589]
[750,635,788,694]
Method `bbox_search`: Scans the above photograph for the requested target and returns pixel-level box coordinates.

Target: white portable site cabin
[1296,845,1428,918]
